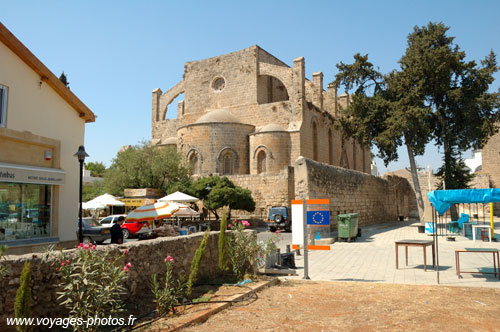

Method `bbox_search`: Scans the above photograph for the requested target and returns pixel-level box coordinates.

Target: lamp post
[74,145,89,244]
[205,184,212,222]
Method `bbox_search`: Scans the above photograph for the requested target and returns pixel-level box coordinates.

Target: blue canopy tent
[427,188,500,283]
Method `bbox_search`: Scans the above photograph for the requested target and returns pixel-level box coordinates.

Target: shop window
[0,182,52,242]
[257,150,267,174]
[0,84,8,127]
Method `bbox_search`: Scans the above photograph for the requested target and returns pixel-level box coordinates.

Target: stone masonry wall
[294,157,413,227]
[0,231,231,329]
[481,130,500,188]
[227,167,294,219]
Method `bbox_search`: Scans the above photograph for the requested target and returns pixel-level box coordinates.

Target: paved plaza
[277,220,500,288]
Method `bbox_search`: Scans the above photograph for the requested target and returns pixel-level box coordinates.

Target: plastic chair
[448,213,470,234]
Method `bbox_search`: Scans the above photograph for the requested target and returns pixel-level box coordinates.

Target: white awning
[0,162,65,185]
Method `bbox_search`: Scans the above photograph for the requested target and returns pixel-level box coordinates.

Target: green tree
[82,181,106,202]
[398,22,499,191]
[85,161,106,177]
[435,147,475,190]
[334,22,500,221]
[15,261,31,332]
[190,176,255,220]
[104,141,190,195]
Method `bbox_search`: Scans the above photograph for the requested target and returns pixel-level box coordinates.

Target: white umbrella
[172,203,200,217]
[82,201,106,210]
[158,191,199,203]
[88,193,125,206]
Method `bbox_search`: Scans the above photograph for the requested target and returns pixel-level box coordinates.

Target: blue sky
[2,1,499,174]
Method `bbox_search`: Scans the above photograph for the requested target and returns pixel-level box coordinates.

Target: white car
[98,214,127,228]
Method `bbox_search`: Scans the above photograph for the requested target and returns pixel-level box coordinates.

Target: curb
[161,278,279,331]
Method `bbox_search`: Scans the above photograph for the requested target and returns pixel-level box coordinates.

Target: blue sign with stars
[307,210,330,225]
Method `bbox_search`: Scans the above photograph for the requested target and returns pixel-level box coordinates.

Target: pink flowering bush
[151,255,187,316]
[50,244,129,331]
[228,220,280,281]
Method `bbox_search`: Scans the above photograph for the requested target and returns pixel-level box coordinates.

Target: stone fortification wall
[228,167,294,219]
[294,157,413,226]
[0,232,226,325]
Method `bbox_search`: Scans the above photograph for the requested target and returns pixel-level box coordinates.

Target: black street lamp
[205,184,212,221]
[74,145,89,244]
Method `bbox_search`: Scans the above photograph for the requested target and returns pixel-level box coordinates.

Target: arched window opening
[222,154,233,175]
[257,150,267,174]
[257,75,289,104]
[328,129,333,165]
[312,122,318,161]
[189,153,199,175]
[164,93,184,120]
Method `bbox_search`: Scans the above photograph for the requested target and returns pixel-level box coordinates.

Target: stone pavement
[281,220,500,288]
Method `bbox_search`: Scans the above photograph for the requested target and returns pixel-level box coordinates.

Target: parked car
[99,214,127,228]
[267,206,291,232]
[122,219,151,239]
[76,217,110,244]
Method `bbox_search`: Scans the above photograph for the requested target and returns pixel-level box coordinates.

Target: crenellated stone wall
[0,231,237,330]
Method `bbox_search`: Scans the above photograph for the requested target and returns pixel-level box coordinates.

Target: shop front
[0,162,64,246]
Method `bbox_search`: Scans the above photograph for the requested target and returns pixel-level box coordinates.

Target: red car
[122,220,151,239]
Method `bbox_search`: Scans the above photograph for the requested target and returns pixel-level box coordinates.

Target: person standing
[110,216,125,244]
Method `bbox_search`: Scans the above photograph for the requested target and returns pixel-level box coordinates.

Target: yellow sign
[119,198,156,207]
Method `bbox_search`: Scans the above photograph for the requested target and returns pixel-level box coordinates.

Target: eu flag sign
[307,210,330,225]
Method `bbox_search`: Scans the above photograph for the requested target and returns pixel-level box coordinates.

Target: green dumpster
[337,213,359,242]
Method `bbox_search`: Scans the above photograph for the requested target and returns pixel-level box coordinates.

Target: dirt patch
[161,279,500,332]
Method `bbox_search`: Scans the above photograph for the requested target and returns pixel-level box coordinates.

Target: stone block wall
[294,157,413,227]
[227,167,295,219]
[183,47,258,114]
[177,122,255,174]
[481,130,500,188]
[0,231,229,328]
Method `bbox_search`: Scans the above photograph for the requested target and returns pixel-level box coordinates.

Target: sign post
[302,200,310,280]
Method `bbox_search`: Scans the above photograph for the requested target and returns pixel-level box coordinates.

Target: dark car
[76,218,111,244]
[267,206,291,232]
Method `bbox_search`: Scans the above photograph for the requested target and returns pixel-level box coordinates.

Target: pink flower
[78,243,83,248]
[60,261,65,266]
[242,220,250,227]
[164,256,174,263]
[276,230,281,234]
[126,262,132,268]
[123,266,129,272]
[228,224,232,228]
[123,249,129,255]
[91,245,96,251]
[83,244,89,250]
[66,260,70,265]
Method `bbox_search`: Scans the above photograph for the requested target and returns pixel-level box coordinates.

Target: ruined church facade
[151,46,372,216]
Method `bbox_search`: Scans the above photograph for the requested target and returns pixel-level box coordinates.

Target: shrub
[218,208,229,272]
[187,228,210,296]
[14,261,31,332]
[151,256,187,316]
[227,220,280,281]
[0,245,9,278]
[53,244,130,332]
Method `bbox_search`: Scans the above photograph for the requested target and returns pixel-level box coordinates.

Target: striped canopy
[125,202,180,222]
